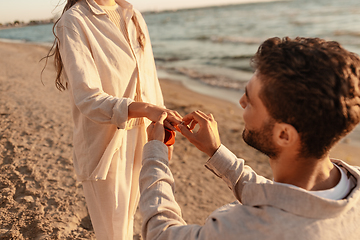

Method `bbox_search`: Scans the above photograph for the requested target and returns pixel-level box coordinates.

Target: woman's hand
[128,102,182,131]
[146,105,182,131]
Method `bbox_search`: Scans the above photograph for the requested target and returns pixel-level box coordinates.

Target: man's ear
[273,123,299,147]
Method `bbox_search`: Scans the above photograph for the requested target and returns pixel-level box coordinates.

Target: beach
[0,41,359,239]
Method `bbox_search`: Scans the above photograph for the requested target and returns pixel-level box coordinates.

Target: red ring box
[164,127,175,146]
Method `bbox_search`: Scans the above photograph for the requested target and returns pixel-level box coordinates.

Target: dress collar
[85,0,134,16]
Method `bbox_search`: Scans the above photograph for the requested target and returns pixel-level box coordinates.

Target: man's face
[239,74,280,158]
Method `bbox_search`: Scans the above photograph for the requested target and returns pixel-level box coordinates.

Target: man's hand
[147,112,167,142]
[147,112,173,160]
[179,110,221,157]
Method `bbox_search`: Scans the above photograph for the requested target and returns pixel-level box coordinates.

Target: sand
[0,41,359,239]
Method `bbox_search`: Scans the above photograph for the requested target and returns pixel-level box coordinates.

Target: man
[139,37,360,239]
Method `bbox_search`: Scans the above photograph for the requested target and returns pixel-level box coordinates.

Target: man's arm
[140,141,256,240]
[140,113,202,239]
[140,140,203,240]
[139,112,269,239]
[205,144,269,202]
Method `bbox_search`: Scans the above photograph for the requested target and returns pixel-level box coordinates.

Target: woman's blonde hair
[43,0,146,91]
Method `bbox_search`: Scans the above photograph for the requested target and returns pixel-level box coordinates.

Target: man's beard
[242,119,280,159]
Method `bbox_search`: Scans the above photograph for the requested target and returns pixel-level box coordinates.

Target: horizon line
[139,0,287,14]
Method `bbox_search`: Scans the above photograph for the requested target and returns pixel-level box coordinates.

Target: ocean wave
[155,56,190,62]
[196,35,262,44]
[0,38,54,48]
[195,35,210,41]
[213,55,253,60]
[333,30,360,37]
[212,36,263,44]
[0,38,27,44]
[173,67,247,90]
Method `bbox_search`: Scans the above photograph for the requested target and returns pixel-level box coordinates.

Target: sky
[0,0,272,24]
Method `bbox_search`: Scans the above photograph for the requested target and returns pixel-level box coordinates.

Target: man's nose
[239,94,246,109]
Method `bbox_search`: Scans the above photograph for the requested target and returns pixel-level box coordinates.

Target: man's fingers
[183,111,210,125]
[182,111,197,124]
[146,122,155,135]
[147,113,167,142]
[178,123,193,140]
[196,110,211,120]
[189,120,198,131]
[207,113,215,121]
[181,110,213,130]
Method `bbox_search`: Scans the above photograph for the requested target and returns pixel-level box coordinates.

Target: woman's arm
[56,18,181,129]
[128,102,182,130]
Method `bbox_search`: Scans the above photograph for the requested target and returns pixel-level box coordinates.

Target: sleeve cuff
[142,140,169,164]
[112,98,134,129]
[205,144,238,178]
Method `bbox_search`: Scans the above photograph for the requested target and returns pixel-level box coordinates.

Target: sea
[1,0,359,144]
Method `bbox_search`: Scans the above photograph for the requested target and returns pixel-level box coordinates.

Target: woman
[47,0,181,239]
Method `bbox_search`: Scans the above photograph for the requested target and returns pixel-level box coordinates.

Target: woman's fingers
[166,110,182,128]
[158,111,167,123]
[164,120,176,131]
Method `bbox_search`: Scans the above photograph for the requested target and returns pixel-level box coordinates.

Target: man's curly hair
[251,37,360,159]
